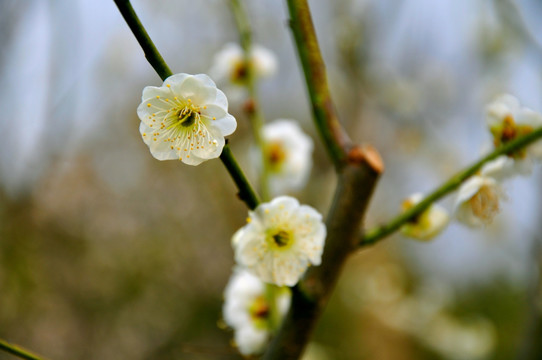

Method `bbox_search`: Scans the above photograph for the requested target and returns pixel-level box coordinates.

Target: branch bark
[287,0,351,169]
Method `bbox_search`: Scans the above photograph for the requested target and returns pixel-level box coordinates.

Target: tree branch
[262,146,383,359]
[361,126,542,245]
[286,0,351,169]
[259,2,385,358]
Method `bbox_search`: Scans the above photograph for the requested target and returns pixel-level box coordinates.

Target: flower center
[500,115,517,143]
[266,142,286,171]
[248,296,270,329]
[177,106,200,128]
[272,230,290,247]
[231,60,249,84]
[492,115,533,159]
[469,185,500,224]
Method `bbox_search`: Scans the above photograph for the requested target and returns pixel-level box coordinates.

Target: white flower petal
[272,253,310,286]
[235,326,268,355]
[237,237,267,267]
[140,122,177,161]
[178,75,217,104]
[251,45,278,78]
[163,73,190,89]
[212,88,229,110]
[454,176,503,227]
[193,73,217,88]
[517,108,542,127]
[480,156,516,181]
[454,176,486,206]
[202,105,237,135]
[141,85,173,102]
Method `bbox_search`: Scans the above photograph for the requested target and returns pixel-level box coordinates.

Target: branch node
[347,144,384,174]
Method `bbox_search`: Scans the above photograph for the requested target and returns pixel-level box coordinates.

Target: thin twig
[220,144,261,210]
[113,0,260,210]
[0,339,48,360]
[113,0,172,80]
[361,126,542,245]
[229,0,271,200]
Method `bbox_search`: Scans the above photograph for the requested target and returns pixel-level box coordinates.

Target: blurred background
[1,0,542,359]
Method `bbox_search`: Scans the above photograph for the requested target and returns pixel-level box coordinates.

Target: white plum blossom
[223,268,291,356]
[485,94,542,174]
[232,196,326,287]
[454,159,507,227]
[137,73,236,165]
[399,193,449,241]
[261,119,314,196]
[209,42,278,85]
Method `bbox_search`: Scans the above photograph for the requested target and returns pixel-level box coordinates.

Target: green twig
[361,126,542,245]
[286,0,351,169]
[230,0,271,200]
[113,0,172,80]
[113,0,260,210]
[0,339,48,360]
[220,144,261,210]
[230,0,251,51]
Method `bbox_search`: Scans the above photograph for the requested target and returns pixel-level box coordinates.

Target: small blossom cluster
[400,94,542,239]
[224,196,326,355]
[454,94,542,227]
[135,47,321,355]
